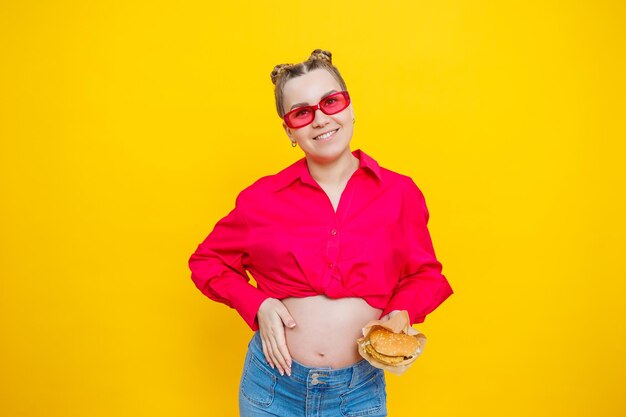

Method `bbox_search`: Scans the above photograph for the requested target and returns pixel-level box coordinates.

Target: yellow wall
[1,1,624,416]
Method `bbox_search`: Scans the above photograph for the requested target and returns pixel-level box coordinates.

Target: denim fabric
[239,331,387,417]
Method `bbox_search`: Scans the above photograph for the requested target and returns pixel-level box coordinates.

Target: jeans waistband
[248,330,380,389]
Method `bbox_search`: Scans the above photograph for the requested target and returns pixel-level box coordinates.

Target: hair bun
[309,49,332,64]
[270,63,292,85]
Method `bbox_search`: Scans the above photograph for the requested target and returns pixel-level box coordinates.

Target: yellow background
[1,1,624,416]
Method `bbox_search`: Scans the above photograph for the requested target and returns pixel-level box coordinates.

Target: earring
[291,141,297,148]
[353,118,356,124]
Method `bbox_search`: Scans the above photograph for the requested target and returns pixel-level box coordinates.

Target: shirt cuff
[220,276,271,331]
[381,276,454,325]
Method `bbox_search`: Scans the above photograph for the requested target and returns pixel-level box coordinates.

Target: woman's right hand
[256,298,296,376]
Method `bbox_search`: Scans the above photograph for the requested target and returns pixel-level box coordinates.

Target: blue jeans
[239,331,387,417]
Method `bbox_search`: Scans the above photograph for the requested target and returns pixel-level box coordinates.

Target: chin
[306,141,351,161]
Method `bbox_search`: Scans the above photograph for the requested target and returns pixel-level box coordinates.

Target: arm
[188,191,269,331]
[380,178,454,324]
[188,191,296,376]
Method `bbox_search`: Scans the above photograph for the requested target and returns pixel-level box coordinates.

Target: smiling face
[281,68,354,164]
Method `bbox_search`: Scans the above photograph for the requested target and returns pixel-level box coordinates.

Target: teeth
[315,129,338,140]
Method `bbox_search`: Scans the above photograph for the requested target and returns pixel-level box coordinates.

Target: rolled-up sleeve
[188,191,269,331]
[381,178,454,324]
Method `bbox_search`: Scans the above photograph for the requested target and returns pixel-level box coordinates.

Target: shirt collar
[270,149,383,193]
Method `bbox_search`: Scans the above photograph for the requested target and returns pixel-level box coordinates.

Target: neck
[306,150,360,188]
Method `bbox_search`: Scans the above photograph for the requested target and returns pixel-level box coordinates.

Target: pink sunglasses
[283,91,351,129]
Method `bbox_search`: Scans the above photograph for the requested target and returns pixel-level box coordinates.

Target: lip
[313,128,339,142]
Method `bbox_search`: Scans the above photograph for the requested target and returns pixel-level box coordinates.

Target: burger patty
[364,344,412,365]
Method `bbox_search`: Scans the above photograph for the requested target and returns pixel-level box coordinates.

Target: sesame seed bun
[364,326,421,366]
[364,344,407,365]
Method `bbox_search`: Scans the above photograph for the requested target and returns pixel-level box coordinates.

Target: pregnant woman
[188,49,454,417]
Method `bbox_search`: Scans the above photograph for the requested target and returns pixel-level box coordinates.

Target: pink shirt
[188,149,453,331]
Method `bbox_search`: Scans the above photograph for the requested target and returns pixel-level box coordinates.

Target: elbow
[438,274,454,300]
[188,250,229,305]
[189,269,231,306]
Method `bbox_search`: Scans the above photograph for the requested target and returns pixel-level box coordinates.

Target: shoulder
[371,158,429,216]
[376,163,425,201]
[233,177,270,207]
[234,158,302,203]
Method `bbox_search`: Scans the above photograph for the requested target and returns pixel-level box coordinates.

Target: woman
[188,49,453,416]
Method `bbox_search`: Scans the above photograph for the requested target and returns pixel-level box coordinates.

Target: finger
[262,329,283,374]
[273,326,292,368]
[268,333,290,376]
[276,340,292,372]
[276,306,296,328]
[267,341,284,376]
[260,336,274,369]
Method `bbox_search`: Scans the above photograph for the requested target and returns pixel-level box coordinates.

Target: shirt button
[328,263,333,268]
[330,229,337,236]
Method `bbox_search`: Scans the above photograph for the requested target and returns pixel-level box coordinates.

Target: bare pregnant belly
[281,295,382,369]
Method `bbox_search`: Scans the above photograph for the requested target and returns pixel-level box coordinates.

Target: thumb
[276,306,296,328]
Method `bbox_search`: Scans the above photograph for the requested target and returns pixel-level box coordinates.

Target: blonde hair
[270,49,348,117]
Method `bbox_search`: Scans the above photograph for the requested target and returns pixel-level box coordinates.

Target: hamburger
[362,326,422,366]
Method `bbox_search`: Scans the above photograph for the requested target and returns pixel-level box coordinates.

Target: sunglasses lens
[320,92,349,115]
[284,92,351,128]
[285,107,314,128]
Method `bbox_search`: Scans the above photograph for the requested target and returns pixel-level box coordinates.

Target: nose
[311,107,330,128]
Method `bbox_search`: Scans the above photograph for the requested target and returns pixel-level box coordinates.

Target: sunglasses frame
[282,91,351,129]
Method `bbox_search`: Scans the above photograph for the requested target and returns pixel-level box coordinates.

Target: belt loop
[348,365,359,388]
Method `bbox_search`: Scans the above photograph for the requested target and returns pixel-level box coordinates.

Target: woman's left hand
[379,310,401,322]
